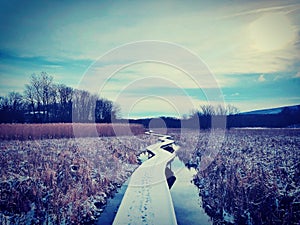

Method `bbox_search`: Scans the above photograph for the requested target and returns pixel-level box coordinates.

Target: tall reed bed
[174,129,300,225]
[0,123,144,140]
[0,135,158,224]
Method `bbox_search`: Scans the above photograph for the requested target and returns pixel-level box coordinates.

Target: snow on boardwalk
[113,133,178,225]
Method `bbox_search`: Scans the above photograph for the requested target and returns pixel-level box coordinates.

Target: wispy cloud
[1,1,299,74]
[0,0,299,116]
[217,2,300,19]
[258,74,266,82]
[231,92,240,96]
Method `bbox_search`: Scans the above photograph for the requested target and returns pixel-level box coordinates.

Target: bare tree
[0,92,25,122]
[0,92,23,111]
[0,95,9,111]
[25,72,53,121]
[200,105,215,116]
[226,104,239,115]
[95,98,116,123]
[24,72,54,122]
[8,92,24,111]
[56,84,73,122]
[57,84,73,105]
[112,103,121,120]
[199,104,239,116]
[2,71,123,123]
[24,84,36,117]
[40,72,54,121]
[72,90,97,122]
[215,104,227,116]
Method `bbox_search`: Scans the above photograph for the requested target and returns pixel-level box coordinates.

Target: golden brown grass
[0,123,144,140]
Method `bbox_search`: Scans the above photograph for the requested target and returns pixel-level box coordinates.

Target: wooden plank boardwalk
[112,133,178,225]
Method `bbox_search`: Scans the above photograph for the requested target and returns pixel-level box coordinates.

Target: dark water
[169,157,212,225]
[95,180,129,225]
[95,157,211,225]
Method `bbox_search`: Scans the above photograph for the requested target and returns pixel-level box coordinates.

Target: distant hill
[228,104,300,128]
[240,104,300,115]
[128,104,300,129]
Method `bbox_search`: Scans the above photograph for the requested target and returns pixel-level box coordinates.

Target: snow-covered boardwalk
[113,132,178,225]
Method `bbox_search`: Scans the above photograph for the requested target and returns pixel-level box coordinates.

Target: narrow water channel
[169,156,212,225]
[95,180,129,225]
[96,155,212,225]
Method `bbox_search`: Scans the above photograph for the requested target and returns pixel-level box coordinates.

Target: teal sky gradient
[0,0,299,118]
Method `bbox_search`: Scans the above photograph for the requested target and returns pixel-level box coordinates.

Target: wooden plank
[113,134,178,225]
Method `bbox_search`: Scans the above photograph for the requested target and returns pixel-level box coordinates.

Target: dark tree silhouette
[0,72,119,124]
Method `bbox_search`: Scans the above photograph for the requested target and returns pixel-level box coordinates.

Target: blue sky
[0,0,299,118]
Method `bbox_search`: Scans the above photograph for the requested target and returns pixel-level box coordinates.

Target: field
[0,129,157,224]
[174,129,300,225]
[0,123,145,140]
[1,126,299,225]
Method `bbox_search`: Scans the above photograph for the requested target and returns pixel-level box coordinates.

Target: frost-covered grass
[0,135,157,224]
[174,129,300,225]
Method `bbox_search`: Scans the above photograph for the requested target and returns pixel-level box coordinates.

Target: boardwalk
[112,133,178,225]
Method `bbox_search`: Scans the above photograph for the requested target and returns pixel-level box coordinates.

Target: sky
[0,0,299,118]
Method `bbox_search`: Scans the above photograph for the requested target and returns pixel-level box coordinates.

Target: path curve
[112,132,179,225]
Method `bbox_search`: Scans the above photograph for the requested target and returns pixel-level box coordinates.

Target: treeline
[130,104,240,129]
[227,108,300,128]
[131,104,300,129]
[188,104,239,129]
[0,72,118,123]
[191,104,300,128]
[1,72,299,128]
